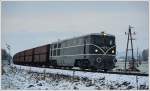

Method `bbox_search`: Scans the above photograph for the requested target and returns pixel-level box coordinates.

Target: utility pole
[136,48,139,67]
[139,53,141,65]
[83,37,86,59]
[125,26,130,71]
[125,25,138,72]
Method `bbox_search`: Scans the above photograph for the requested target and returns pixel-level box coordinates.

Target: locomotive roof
[90,33,115,37]
[51,33,115,44]
[14,32,114,55]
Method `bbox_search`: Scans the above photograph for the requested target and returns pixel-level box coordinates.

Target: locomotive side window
[65,41,68,47]
[57,49,60,56]
[62,42,65,48]
[73,39,76,46]
[58,43,61,48]
[78,39,81,45]
[75,38,78,45]
[69,40,72,46]
[52,44,55,49]
[79,38,83,45]
[70,39,73,46]
[53,50,56,56]
[76,38,79,45]
[52,44,57,56]
[50,46,52,56]
[57,43,61,56]
[86,36,90,44]
[54,44,57,48]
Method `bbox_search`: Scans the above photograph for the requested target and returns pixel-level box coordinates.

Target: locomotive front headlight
[112,50,115,53]
[95,49,98,53]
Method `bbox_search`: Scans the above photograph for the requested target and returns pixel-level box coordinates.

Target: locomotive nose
[95,55,115,70]
[96,57,102,63]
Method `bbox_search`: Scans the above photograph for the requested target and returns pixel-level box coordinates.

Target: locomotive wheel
[104,69,108,72]
[51,60,57,67]
[80,66,88,70]
[80,67,85,70]
[68,67,73,69]
[53,66,61,69]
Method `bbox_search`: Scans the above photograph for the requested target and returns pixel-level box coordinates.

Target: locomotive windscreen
[91,35,115,47]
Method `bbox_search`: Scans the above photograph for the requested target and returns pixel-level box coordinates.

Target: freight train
[13,32,117,71]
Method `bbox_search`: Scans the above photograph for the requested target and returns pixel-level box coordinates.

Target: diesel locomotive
[13,32,117,71]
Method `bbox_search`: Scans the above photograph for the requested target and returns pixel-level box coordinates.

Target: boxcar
[24,49,33,64]
[33,44,50,66]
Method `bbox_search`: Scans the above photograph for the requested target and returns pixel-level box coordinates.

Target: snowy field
[114,61,149,73]
[1,64,149,90]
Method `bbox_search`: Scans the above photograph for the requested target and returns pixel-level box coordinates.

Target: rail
[12,64,148,76]
[49,67,149,76]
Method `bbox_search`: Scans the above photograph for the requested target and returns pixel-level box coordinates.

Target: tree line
[142,48,149,61]
[1,48,12,65]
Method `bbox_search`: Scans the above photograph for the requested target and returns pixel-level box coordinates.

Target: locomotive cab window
[107,37,115,46]
[109,40,113,45]
[91,35,105,47]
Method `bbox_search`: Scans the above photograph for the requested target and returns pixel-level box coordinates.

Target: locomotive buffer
[124,25,140,72]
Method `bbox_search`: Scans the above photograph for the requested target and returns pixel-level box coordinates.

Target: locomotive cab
[89,32,116,71]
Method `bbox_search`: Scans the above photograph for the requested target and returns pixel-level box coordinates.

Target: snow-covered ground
[114,61,149,73]
[1,64,149,90]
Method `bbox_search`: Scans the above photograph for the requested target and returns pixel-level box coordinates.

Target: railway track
[70,69,148,76]
[47,67,149,76]
[12,64,148,77]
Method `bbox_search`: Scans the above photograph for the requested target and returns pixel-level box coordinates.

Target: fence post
[104,76,106,90]
[20,65,21,73]
[43,69,46,80]
[29,66,31,73]
[136,75,138,90]
[72,70,76,82]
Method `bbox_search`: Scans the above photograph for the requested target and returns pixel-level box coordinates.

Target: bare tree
[142,49,149,61]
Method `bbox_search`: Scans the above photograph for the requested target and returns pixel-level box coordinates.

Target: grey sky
[1,1,149,55]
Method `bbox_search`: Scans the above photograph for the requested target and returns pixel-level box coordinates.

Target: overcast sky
[1,1,149,55]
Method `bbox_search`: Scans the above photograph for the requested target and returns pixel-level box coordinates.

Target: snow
[1,64,149,90]
[115,61,149,74]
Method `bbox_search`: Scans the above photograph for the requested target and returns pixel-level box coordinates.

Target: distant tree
[1,48,12,65]
[1,49,8,60]
[142,49,149,61]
